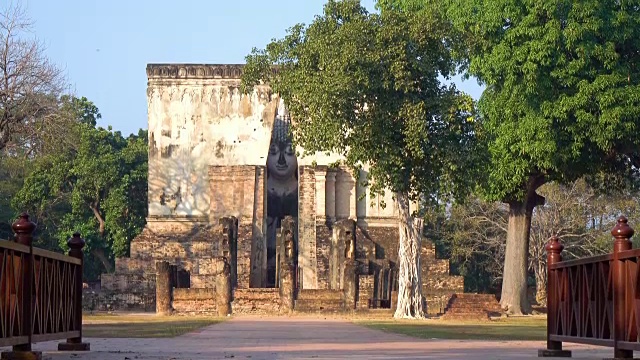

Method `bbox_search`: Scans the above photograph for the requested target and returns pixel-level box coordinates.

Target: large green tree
[12,97,147,279]
[242,0,480,318]
[384,0,640,314]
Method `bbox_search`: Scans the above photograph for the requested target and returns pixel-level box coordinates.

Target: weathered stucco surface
[146,64,399,219]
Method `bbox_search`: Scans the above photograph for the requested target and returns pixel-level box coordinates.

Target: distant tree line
[424,179,640,306]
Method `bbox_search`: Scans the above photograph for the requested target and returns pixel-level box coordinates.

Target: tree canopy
[385,0,640,314]
[243,0,480,202]
[10,97,147,279]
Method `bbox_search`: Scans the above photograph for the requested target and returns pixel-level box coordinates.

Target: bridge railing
[1,213,90,358]
[540,216,638,359]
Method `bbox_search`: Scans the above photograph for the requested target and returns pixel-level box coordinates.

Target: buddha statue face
[267,104,297,183]
[267,140,297,181]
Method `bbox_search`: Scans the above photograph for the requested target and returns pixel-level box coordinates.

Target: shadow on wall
[147,153,210,217]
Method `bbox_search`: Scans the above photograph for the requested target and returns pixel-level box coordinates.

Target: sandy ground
[1,316,616,359]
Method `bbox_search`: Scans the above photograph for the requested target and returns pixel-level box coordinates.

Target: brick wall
[421,241,464,314]
[358,275,374,309]
[94,273,156,311]
[232,288,281,314]
[315,222,332,289]
[100,216,236,311]
[172,288,217,314]
[209,165,265,288]
[237,222,253,288]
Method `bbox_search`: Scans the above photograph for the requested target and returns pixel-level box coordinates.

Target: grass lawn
[82,314,223,338]
[357,316,547,341]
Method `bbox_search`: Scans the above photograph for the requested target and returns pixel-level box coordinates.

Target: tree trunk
[90,202,105,236]
[500,179,545,314]
[92,247,114,273]
[534,260,547,307]
[393,191,425,319]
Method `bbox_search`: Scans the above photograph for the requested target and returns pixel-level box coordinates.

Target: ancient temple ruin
[100,64,462,314]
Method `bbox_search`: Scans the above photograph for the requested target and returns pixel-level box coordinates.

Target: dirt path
[2,316,613,359]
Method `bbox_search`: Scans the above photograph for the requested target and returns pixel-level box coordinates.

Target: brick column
[155,261,173,315]
[343,259,358,310]
[279,217,296,313]
[249,166,266,288]
[298,166,318,289]
[216,257,232,316]
[341,218,357,310]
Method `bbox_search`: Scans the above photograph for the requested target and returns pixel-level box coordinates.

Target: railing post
[58,233,90,351]
[3,213,40,360]
[538,235,571,358]
[612,216,634,359]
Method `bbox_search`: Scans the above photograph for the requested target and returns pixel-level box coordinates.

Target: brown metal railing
[0,213,89,355]
[541,216,638,358]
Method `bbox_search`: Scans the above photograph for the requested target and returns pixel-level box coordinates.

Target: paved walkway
[3,316,615,359]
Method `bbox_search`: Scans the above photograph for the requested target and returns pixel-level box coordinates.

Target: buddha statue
[265,100,298,287]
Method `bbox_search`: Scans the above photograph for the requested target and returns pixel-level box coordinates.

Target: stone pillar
[391,291,398,312]
[341,218,358,310]
[335,170,349,219]
[326,169,337,221]
[155,261,173,315]
[355,169,367,219]
[216,257,232,316]
[335,169,357,220]
[279,217,296,313]
[220,216,238,288]
[298,166,317,289]
[315,166,327,218]
[250,166,266,288]
[343,259,358,310]
[330,219,356,290]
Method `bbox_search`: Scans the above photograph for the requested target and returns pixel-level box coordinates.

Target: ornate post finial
[67,232,86,251]
[611,216,634,254]
[611,216,634,239]
[545,235,564,265]
[12,212,36,246]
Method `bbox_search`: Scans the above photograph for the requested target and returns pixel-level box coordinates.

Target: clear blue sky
[24,0,483,136]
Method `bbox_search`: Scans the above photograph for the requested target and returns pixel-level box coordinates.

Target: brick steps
[294,289,345,312]
[234,288,280,300]
[296,289,343,301]
[441,293,503,321]
[294,299,346,312]
[232,288,281,314]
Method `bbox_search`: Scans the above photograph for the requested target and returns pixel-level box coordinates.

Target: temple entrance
[265,100,299,288]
